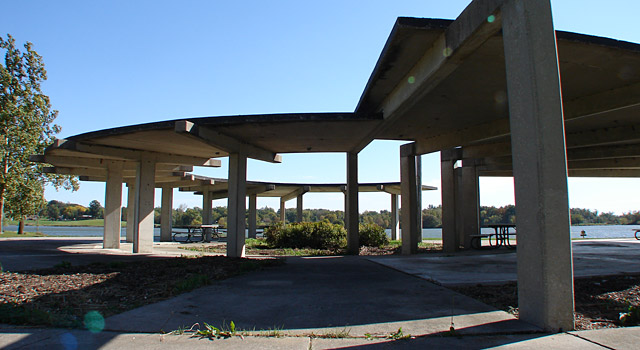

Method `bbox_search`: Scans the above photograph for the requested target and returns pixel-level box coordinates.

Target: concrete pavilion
[174,178,436,240]
[33,0,640,331]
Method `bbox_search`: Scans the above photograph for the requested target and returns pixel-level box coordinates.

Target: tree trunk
[0,187,4,235]
[18,217,24,235]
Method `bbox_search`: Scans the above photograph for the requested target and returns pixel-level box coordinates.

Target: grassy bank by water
[4,219,125,227]
[0,231,47,238]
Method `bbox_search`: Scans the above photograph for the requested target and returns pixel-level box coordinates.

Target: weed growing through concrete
[189,321,241,340]
[387,327,410,340]
[309,327,351,339]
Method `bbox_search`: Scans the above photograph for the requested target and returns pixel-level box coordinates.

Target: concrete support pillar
[227,153,247,257]
[296,194,304,223]
[400,143,421,255]
[390,194,400,241]
[103,161,123,249]
[441,149,459,253]
[133,158,155,253]
[503,0,574,331]
[345,152,359,254]
[461,159,480,249]
[202,190,212,241]
[126,183,135,243]
[248,194,257,239]
[160,187,173,242]
[279,198,286,226]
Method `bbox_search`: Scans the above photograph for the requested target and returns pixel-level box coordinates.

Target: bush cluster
[264,222,389,249]
[358,223,389,248]
[264,221,346,249]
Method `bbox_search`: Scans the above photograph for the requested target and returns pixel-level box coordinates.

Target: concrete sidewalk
[1,237,640,349]
[367,239,640,286]
[1,325,639,349]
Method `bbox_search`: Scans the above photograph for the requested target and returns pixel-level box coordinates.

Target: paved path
[368,239,640,286]
[105,255,532,336]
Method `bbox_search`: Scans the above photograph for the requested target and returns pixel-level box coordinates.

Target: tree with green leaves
[0,34,77,234]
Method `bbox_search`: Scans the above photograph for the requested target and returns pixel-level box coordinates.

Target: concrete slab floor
[103,256,537,336]
[368,239,640,286]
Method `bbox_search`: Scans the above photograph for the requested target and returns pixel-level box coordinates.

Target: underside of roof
[36,16,640,179]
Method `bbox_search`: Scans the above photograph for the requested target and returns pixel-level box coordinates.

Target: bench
[470,234,493,249]
[172,225,220,243]
[172,229,204,243]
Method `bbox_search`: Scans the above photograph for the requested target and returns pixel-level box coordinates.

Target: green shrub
[358,223,389,248]
[264,222,346,249]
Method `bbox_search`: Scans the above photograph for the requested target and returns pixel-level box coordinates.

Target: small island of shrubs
[264,221,389,250]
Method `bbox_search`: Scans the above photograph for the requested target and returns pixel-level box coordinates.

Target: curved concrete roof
[353,17,640,177]
[37,17,640,178]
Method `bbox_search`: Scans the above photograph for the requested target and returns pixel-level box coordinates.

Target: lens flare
[487,15,496,23]
[60,332,78,350]
[408,76,416,84]
[84,311,105,333]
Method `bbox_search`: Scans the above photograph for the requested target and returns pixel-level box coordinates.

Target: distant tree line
[35,200,640,228]
[39,200,104,220]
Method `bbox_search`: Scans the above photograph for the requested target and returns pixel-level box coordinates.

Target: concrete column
[103,161,123,249]
[415,155,422,246]
[160,187,173,242]
[227,153,247,257]
[296,193,304,223]
[454,167,464,248]
[400,143,421,255]
[441,149,458,253]
[133,158,155,253]
[345,152,359,254]
[248,194,257,238]
[461,159,480,249]
[503,0,574,331]
[202,190,212,241]
[390,194,400,240]
[279,198,286,226]
[126,183,135,243]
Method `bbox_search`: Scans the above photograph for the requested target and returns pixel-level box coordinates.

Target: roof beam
[567,144,640,161]
[46,139,222,167]
[281,186,311,202]
[352,0,504,152]
[377,184,402,195]
[31,154,194,172]
[175,121,282,163]
[44,166,187,178]
[565,124,640,148]
[564,82,640,121]
[415,119,510,155]
[248,184,276,196]
[568,169,640,177]
[568,157,640,170]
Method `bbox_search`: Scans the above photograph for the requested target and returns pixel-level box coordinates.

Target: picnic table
[470,223,517,249]
[172,224,219,243]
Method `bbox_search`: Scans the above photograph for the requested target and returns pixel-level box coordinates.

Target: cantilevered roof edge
[354,17,452,115]
[355,17,640,117]
[65,112,376,142]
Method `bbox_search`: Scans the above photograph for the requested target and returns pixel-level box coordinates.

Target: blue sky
[2,1,639,214]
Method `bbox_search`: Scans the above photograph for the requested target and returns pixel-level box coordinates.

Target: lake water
[4,224,639,240]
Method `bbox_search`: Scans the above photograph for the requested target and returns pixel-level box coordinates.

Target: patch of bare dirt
[450,274,640,330]
[0,256,282,328]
